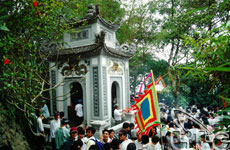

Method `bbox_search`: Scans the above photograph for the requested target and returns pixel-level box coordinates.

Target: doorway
[69,82,83,126]
[111,81,120,118]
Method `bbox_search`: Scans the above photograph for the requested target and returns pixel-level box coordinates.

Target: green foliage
[0,0,126,137]
[180,22,230,97]
[129,49,168,95]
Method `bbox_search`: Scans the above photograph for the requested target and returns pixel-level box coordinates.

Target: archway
[111,81,120,118]
[69,82,83,126]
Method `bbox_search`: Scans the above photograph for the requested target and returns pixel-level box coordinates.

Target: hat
[70,127,78,133]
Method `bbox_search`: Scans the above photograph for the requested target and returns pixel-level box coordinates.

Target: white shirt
[114,109,122,121]
[81,137,88,150]
[37,117,44,133]
[50,119,60,138]
[134,140,142,150]
[146,142,161,150]
[121,139,132,150]
[75,103,83,117]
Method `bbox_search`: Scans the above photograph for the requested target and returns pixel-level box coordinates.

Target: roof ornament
[119,43,136,54]
[95,30,106,45]
[86,4,96,19]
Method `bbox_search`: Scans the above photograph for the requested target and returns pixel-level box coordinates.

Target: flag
[147,75,166,89]
[155,75,166,88]
[132,70,161,134]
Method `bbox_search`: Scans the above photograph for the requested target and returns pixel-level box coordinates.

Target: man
[100,129,112,144]
[122,122,131,139]
[55,119,70,150]
[50,111,61,150]
[86,127,97,150]
[134,132,142,150]
[36,110,46,150]
[161,109,168,120]
[114,104,125,125]
[61,127,78,150]
[146,135,161,150]
[75,99,83,126]
[109,129,116,140]
[118,129,132,150]
[77,128,86,150]
[130,123,137,140]
[36,110,46,137]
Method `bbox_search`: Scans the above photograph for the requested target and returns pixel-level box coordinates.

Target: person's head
[61,119,69,127]
[129,123,135,129]
[118,129,128,141]
[78,129,85,139]
[73,139,83,150]
[141,134,149,145]
[86,127,96,138]
[36,110,42,118]
[162,109,166,114]
[192,108,197,114]
[60,111,64,119]
[77,126,84,132]
[102,129,110,140]
[77,99,83,104]
[160,136,167,145]
[151,135,159,145]
[123,122,130,131]
[54,111,60,120]
[111,139,121,150]
[127,143,136,150]
[115,104,120,110]
[70,127,78,139]
[109,129,115,139]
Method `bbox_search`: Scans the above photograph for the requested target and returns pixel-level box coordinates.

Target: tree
[0,0,126,149]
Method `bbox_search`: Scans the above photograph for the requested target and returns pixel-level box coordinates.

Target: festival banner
[132,70,161,134]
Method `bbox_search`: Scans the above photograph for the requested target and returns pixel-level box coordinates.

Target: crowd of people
[35,102,229,150]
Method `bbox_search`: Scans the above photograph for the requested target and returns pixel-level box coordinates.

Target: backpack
[90,139,104,150]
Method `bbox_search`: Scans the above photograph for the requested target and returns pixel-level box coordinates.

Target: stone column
[90,121,110,138]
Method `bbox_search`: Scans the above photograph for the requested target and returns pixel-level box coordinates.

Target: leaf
[204,67,230,72]
[0,24,9,31]
[226,21,230,28]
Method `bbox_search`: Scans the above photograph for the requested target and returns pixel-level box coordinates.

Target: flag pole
[150,70,163,150]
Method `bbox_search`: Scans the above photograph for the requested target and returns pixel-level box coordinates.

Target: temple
[48,4,136,135]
